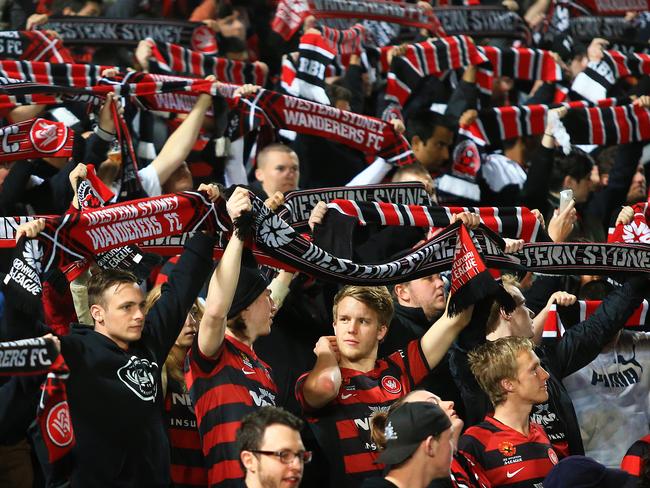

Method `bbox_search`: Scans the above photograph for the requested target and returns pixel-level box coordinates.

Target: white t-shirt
[109,164,162,201]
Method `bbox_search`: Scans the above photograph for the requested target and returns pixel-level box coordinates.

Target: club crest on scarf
[452,139,481,180]
[608,203,650,244]
[46,400,74,447]
[190,25,218,54]
[29,118,68,153]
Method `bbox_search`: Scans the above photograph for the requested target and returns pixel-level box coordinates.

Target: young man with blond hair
[295,285,473,488]
[459,337,558,487]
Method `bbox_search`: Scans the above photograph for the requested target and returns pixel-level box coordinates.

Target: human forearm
[303,352,342,409]
[152,93,212,184]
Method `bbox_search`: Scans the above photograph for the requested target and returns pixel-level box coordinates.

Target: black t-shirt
[360,478,399,488]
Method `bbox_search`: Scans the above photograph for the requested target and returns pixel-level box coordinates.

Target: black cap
[227,265,270,319]
[376,402,451,466]
[543,456,633,488]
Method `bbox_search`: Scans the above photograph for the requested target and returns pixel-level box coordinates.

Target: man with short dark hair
[405,111,455,174]
[237,406,309,488]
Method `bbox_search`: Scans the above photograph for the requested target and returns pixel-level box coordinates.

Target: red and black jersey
[295,339,430,488]
[451,454,491,488]
[458,416,558,488]
[621,434,650,478]
[164,374,208,487]
[185,335,277,488]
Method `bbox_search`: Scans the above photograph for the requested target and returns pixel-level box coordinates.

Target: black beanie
[227,265,270,319]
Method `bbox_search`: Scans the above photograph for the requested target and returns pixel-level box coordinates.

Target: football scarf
[279,183,432,229]
[448,223,512,316]
[0,60,114,87]
[227,89,416,166]
[0,337,60,375]
[3,236,44,313]
[272,0,444,41]
[476,47,563,94]
[320,25,365,56]
[64,167,160,282]
[609,202,650,244]
[282,31,336,104]
[385,35,487,109]
[36,354,74,479]
[149,40,268,86]
[324,200,543,241]
[543,300,650,338]
[39,16,219,54]
[0,31,73,63]
[9,191,650,289]
[433,5,530,42]
[0,118,75,163]
[36,190,228,272]
[461,101,650,147]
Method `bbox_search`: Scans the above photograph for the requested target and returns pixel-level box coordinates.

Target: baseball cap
[543,456,635,488]
[376,402,451,466]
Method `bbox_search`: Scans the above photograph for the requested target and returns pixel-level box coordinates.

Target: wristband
[94,125,116,142]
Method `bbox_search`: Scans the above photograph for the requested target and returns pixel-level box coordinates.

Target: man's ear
[410,135,422,150]
[501,377,515,394]
[563,175,575,191]
[499,304,514,322]
[255,167,264,183]
[393,283,409,303]
[377,324,388,342]
[90,304,104,325]
[424,436,438,457]
[241,451,256,473]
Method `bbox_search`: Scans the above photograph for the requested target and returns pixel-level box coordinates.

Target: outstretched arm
[150,80,216,187]
[197,186,251,358]
[420,302,474,369]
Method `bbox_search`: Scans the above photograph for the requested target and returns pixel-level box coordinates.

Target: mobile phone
[559,189,573,213]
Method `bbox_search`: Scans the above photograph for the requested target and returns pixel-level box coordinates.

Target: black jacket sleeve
[543,276,650,379]
[0,375,44,444]
[143,232,216,364]
[522,146,555,215]
[445,80,478,121]
[341,64,365,115]
[83,133,112,166]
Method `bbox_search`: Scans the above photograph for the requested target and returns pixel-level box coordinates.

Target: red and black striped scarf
[460,99,650,147]
[281,31,336,104]
[0,60,114,87]
[543,299,650,339]
[0,117,75,163]
[0,31,73,63]
[149,40,267,86]
[325,200,544,242]
[0,337,73,479]
[384,35,486,113]
[272,0,444,41]
[476,47,563,94]
[227,89,416,166]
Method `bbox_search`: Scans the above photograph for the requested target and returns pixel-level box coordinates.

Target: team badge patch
[498,441,516,457]
[381,375,402,394]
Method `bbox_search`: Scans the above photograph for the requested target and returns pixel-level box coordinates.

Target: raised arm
[420,303,474,369]
[197,186,250,358]
[150,82,215,187]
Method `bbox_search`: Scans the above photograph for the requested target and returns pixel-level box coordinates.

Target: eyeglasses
[250,449,313,464]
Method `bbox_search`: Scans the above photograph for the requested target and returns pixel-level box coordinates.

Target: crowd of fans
[1,0,650,487]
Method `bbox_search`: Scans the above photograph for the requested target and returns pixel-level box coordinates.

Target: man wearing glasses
[237,406,311,488]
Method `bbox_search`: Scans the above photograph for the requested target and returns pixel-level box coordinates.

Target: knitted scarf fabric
[149,40,268,86]
[272,0,444,41]
[227,89,415,166]
[0,118,74,162]
[39,17,219,54]
[0,31,73,63]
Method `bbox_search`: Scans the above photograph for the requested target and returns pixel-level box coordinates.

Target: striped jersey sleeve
[621,435,650,478]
